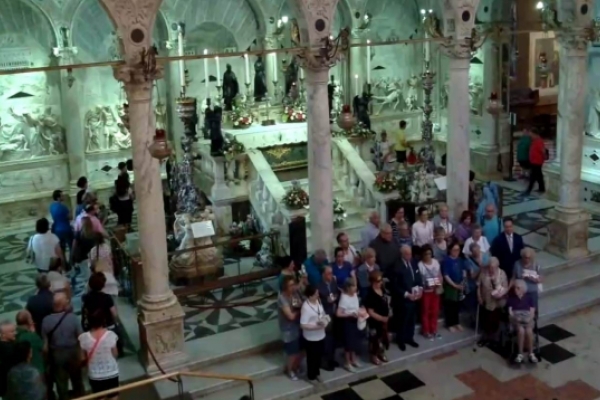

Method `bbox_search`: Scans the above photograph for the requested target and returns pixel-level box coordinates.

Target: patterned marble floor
[311,308,598,400]
[511,207,600,238]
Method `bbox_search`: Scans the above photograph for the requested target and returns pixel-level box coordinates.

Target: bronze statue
[328,75,336,121]
[284,57,299,98]
[254,56,268,102]
[353,92,372,130]
[222,64,239,111]
[210,106,225,156]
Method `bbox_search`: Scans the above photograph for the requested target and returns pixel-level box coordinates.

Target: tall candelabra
[419,64,436,173]
[174,96,205,214]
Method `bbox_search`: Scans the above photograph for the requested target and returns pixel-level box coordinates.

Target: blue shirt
[481,216,501,245]
[303,255,328,287]
[331,261,353,288]
[49,202,71,234]
[442,256,464,284]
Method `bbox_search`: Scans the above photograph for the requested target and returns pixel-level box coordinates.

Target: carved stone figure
[328,76,336,120]
[155,102,167,130]
[405,75,419,111]
[587,89,600,138]
[254,56,268,102]
[9,108,64,156]
[469,81,484,115]
[372,79,404,115]
[101,106,119,149]
[114,123,132,149]
[353,92,372,130]
[85,107,103,152]
[0,116,28,153]
[222,64,239,111]
[209,106,224,156]
[333,83,343,117]
[284,57,299,98]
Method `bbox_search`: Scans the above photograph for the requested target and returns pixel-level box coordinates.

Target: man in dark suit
[490,217,524,280]
[388,245,422,351]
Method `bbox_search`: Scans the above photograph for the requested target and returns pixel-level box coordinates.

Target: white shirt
[412,220,434,246]
[438,218,454,236]
[338,293,360,315]
[505,233,514,252]
[463,236,490,256]
[418,259,441,289]
[28,232,60,271]
[47,271,69,292]
[300,300,326,342]
[79,330,119,380]
[342,245,359,264]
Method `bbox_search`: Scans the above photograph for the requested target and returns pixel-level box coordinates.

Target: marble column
[479,40,499,151]
[114,64,187,369]
[546,33,590,259]
[54,47,86,209]
[263,36,278,100]
[445,56,472,219]
[305,65,334,254]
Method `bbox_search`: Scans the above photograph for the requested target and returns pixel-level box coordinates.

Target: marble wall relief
[0,163,69,200]
[84,105,131,153]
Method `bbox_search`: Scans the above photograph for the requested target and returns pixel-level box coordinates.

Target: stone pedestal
[445,56,471,219]
[305,66,334,254]
[114,64,187,371]
[546,208,590,259]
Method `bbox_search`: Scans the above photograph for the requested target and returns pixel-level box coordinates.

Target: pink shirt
[74,212,106,234]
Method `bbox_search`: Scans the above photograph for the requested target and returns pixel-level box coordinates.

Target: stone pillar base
[138,300,188,373]
[471,147,508,179]
[545,207,590,259]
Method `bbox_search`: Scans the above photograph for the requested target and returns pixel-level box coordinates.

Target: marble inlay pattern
[511,208,600,239]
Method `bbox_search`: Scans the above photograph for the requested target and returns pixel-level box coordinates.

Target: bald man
[15,310,45,376]
[41,293,84,400]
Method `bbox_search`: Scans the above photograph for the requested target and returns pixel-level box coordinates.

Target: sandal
[371,356,382,365]
[378,353,388,363]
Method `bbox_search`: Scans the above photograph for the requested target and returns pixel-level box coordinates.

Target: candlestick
[300,67,304,80]
[424,34,431,65]
[215,56,221,86]
[203,49,209,97]
[244,53,250,84]
[354,74,359,97]
[177,29,185,88]
[366,40,371,84]
[272,51,278,83]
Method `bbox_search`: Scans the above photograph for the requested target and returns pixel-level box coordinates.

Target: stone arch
[0,0,58,50]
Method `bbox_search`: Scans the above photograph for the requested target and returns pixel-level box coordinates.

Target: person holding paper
[389,245,422,351]
[300,285,328,382]
[462,224,490,256]
[418,245,442,340]
[477,257,508,347]
[507,279,537,364]
[510,248,542,308]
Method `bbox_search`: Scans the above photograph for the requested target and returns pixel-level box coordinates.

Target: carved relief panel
[0,163,69,200]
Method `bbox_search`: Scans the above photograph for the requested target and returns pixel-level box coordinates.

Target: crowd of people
[278,204,543,382]
[0,164,134,400]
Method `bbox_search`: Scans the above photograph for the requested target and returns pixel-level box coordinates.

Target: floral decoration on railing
[332,122,373,139]
[222,137,246,161]
[231,107,254,129]
[333,198,347,226]
[283,106,307,123]
[374,172,397,193]
[282,180,309,209]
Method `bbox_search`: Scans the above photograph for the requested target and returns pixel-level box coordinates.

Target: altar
[223,122,307,150]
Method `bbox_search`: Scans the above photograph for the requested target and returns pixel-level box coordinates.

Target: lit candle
[177,28,185,88]
[424,34,431,65]
[366,40,371,84]
[215,56,221,86]
[300,67,304,80]
[244,53,250,84]
[355,74,359,96]
[203,49,209,96]
[272,51,278,83]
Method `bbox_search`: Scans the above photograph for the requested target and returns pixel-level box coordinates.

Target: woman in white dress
[300,286,328,382]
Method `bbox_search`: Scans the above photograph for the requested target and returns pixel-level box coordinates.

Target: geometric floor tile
[321,387,364,400]
[538,343,576,364]
[0,232,31,264]
[510,207,600,239]
[537,323,576,343]
[320,370,426,400]
[380,370,425,394]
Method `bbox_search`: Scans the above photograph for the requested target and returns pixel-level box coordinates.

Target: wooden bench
[173,267,279,298]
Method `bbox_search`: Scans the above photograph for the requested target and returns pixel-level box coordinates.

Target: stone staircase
[152,252,600,400]
[281,178,366,253]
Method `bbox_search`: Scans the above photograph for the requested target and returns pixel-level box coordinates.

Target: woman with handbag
[26,218,64,274]
[363,271,390,365]
[79,310,119,398]
[418,245,443,340]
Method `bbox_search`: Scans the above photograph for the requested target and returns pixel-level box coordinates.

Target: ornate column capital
[557,27,593,55]
[296,27,349,71]
[113,63,163,102]
[439,39,473,61]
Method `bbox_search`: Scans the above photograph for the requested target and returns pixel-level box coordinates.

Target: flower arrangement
[231,107,253,129]
[283,106,307,123]
[283,180,309,209]
[374,172,397,193]
[333,198,347,225]
[222,137,246,161]
[348,122,374,139]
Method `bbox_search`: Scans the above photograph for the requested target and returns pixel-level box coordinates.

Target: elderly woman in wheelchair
[507,279,538,364]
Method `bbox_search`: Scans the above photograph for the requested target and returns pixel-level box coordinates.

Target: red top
[529,137,546,166]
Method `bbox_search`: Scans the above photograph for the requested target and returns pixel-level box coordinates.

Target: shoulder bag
[46,312,70,363]
[81,331,107,368]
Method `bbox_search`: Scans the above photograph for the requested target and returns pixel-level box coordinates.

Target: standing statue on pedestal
[284,57,299,98]
[328,76,336,122]
[405,74,419,111]
[586,88,600,138]
[202,98,213,140]
[222,64,239,111]
[254,56,268,102]
[353,92,372,130]
[210,106,224,156]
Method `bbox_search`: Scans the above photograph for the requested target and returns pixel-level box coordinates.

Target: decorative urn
[337,104,356,131]
[148,129,172,160]
[486,92,503,116]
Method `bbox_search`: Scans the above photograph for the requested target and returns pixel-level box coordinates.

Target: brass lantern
[148,129,172,160]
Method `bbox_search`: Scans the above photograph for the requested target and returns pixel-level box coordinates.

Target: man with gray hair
[361,211,381,250]
[369,224,398,276]
[303,249,329,287]
[26,274,53,336]
[0,320,17,398]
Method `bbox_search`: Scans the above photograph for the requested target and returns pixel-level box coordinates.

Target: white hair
[489,257,500,268]
[514,279,527,293]
[521,247,535,258]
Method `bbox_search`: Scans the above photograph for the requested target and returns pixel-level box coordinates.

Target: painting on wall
[529,32,559,90]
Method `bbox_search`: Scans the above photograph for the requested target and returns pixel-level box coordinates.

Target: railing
[332,137,400,221]
[247,149,306,253]
[73,370,254,400]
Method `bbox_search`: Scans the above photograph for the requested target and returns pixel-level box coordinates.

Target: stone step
[153,253,600,400]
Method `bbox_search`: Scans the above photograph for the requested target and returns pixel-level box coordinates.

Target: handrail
[73,370,254,400]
